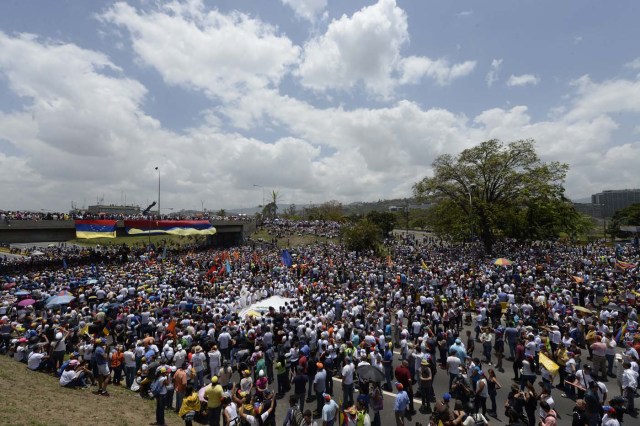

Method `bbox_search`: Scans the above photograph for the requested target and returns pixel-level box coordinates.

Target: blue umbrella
[14,290,31,296]
[45,294,75,308]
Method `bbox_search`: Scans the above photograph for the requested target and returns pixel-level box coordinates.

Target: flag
[421,259,428,269]
[166,319,176,335]
[74,220,117,239]
[206,264,217,277]
[538,352,559,376]
[225,260,232,274]
[124,220,216,236]
[281,250,293,268]
[387,255,393,267]
[616,324,627,343]
[78,323,89,336]
[102,327,110,336]
[615,260,635,270]
[62,258,68,269]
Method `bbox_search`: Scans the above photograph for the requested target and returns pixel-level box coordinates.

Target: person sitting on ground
[59,360,90,388]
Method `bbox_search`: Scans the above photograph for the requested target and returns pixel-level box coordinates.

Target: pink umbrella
[17,298,36,307]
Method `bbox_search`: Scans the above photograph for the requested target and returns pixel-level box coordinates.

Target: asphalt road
[216,321,598,426]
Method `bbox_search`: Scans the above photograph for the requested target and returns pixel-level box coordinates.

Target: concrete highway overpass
[0,220,256,247]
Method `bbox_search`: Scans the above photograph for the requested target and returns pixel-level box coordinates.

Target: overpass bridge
[0,219,256,247]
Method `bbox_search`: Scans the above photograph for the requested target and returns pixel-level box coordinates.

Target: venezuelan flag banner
[124,220,216,236]
[75,220,117,239]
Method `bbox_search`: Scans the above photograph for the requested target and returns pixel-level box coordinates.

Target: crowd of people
[0,221,639,426]
[0,209,252,223]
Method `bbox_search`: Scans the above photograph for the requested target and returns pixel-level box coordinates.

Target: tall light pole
[155,166,160,217]
[253,184,264,208]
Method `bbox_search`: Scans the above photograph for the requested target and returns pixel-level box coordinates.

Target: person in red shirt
[513,340,525,381]
[394,360,415,415]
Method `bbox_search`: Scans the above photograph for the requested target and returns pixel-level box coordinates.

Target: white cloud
[2,10,640,210]
[399,56,476,86]
[625,57,640,70]
[506,74,540,87]
[486,58,503,87]
[296,0,475,97]
[457,10,473,17]
[281,0,327,22]
[101,1,301,102]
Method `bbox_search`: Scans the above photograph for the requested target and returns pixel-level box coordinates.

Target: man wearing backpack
[151,367,168,426]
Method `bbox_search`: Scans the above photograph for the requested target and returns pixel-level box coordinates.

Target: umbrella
[2,282,15,290]
[572,306,592,314]
[17,298,36,307]
[356,364,385,382]
[572,276,585,283]
[14,290,31,296]
[493,258,512,266]
[31,250,45,256]
[45,295,75,308]
[605,303,628,313]
[243,309,262,318]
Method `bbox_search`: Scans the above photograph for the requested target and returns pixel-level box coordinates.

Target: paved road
[206,320,600,426]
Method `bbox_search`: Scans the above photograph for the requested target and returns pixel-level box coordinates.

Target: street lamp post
[155,167,160,217]
[253,184,264,209]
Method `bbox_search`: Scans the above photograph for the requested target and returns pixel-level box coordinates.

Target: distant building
[573,202,602,218]
[591,189,640,217]
[87,204,141,216]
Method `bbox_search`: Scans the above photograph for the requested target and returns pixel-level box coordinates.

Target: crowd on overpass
[0,220,639,426]
[0,210,253,223]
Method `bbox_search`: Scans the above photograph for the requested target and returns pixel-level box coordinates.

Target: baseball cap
[443,393,451,401]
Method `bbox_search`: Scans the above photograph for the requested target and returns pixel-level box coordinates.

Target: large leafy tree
[341,219,382,254]
[607,203,640,238]
[414,139,572,253]
[366,211,397,237]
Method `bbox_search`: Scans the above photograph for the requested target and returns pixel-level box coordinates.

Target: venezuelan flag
[616,324,627,343]
[75,220,117,239]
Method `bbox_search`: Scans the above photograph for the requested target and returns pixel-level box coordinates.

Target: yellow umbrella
[493,258,512,266]
[573,306,592,314]
[243,310,262,318]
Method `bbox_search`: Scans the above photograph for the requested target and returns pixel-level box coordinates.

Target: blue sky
[0,0,639,211]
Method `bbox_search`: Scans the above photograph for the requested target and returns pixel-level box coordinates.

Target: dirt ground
[0,355,182,426]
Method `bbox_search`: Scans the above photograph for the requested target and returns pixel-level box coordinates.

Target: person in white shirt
[604,332,617,377]
[27,346,48,371]
[123,345,137,389]
[622,361,638,415]
[446,350,461,391]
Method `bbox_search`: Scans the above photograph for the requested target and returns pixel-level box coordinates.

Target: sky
[1,0,639,212]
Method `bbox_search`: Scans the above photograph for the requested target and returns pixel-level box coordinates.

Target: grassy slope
[251,229,336,248]
[0,355,181,426]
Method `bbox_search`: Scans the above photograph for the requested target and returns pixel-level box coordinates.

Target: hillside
[0,355,182,426]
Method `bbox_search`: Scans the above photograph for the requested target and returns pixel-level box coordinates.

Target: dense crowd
[0,223,639,426]
[0,210,252,222]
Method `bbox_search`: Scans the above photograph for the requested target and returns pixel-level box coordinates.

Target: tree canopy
[608,203,640,238]
[413,139,583,252]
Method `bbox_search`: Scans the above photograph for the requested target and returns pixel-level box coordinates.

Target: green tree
[341,219,382,253]
[280,203,298,219]
[215,209,226,217]
[414,139,571,253]
[366,211,397,237]
[608,203,640,238]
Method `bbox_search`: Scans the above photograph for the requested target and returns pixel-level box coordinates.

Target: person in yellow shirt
[179,385,201,426]
[205,376,224,426]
